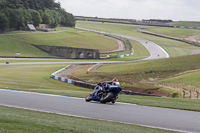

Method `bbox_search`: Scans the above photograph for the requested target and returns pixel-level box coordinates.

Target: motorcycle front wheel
[100,92,114,103]
[85,94,93,102]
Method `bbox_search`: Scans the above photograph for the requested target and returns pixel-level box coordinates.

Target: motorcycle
[85,83,122,104]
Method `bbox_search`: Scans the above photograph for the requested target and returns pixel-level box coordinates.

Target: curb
[51,65,95,89]
[117,48,134,58]
[51,66,164,97]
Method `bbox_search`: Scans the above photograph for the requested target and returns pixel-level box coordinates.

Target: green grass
[101,37,150,59]
[0,30,39,34]
[71,54,200,92]
[76,16,132,24]
[0,106,177,133]
[98,54,200,73]
[0,64,91,98]
[119,95,200,112]
[0,59,103,63]
[169,21,200,27]
[7,28,118,52]
[1,64,200,111]
[0,36,54,57]
[163,70,200,86]
[143,26,200,38]
[196,36,200,41]
[76,22,200,57]
[0,27,118,57]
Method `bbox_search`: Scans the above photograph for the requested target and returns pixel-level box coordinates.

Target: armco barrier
[51,65,95,89]
[51,66,164,97]
[117,48,134,58]
[174,26,200,29]
[138,29,200,47]
[76,27,134,58]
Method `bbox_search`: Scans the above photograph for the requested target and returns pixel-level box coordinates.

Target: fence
[138,29,200,47]
[141,79,200,99]
[104,34,134,58]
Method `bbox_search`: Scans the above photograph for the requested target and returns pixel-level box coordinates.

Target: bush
[172,92,179,98]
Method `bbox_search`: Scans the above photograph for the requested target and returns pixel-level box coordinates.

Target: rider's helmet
[112,78,118,82]
[112,78,120,86]
[97,82,102,86]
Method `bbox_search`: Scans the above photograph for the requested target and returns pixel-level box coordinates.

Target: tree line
[0,0,75,31]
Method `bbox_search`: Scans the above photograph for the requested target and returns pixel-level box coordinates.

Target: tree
[0,13,9,30]
[29,9,42,26]
[42,11,51,24]
[0,0,75,30]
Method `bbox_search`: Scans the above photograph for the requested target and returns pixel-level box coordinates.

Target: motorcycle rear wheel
[100,92,114,103]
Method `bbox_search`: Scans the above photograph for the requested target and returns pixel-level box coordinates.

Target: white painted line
[0,89,83,100]
[0,103,187,133]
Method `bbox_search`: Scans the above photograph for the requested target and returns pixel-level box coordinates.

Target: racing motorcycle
[85,82,122,104]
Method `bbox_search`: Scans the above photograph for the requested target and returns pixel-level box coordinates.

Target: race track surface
[0,89,200,133]
[76,27,169,60]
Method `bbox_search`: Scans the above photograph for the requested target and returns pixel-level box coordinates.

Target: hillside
[70,54,200,98]
[77,22,200,57]
[0,27,118,57]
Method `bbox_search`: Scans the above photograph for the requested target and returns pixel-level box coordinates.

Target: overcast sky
[55,0,200,21]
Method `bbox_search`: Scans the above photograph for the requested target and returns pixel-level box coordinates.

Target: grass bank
[196,36,200,41]
[76,22,200,57]
[1,64,200,111]
[142,26,200,38]
[163,70,200,86]
[71,54,200,99]
[0,64,91,98]
[0,106,177,133]
[169,21,200,27]
[0,27,118,57]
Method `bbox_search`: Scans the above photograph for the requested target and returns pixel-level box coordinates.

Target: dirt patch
[184,34,200,42]
[191,49,200,55]
[56,65,81,78]
[123,87,171,97]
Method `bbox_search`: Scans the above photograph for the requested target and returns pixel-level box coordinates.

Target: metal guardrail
[138,28,200,47]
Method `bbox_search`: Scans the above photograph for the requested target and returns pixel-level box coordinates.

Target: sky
[55,0,200,21]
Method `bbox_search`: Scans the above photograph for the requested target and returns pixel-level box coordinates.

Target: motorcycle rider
[102,78,120,90]
[86,79,121,103]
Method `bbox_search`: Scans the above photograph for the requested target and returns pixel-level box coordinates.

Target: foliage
[0,0,75,31]
[0,12,8,30]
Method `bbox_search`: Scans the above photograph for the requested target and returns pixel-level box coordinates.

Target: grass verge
[1,64,200,111]
[169,21,200,27]
[0,105,177,133]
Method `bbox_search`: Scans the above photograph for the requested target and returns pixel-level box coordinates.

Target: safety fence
[76,27,134,58]
[51,65,95,89]
[103,34,134,58]
[51,66,163,97]
[141,79,200,99]
[174,26,200,29]
[138,28,200,47]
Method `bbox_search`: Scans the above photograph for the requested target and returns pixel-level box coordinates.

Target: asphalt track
[1,28,193,132]
[0,89,200,133]
[76,27,169,60]
[0,27,169,66]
